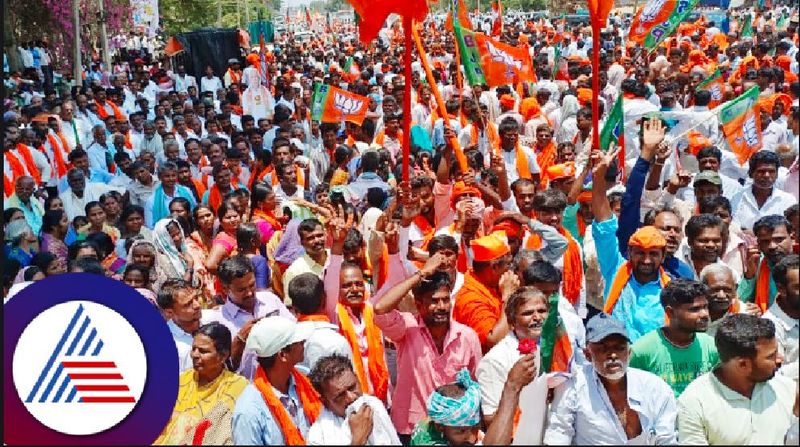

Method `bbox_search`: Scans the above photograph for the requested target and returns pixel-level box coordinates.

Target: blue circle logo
[4,274,178,444]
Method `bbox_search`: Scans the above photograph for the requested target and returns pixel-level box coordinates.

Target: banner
[311,83,370,125]
[454,23,487,86]
[719,86,762,165]
[131,0,159,37]
[629,0,700,50]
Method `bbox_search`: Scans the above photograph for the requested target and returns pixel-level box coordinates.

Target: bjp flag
[311,83,370,125]
[346,0,428,43]
[719,86,762,165]
[474,33,534,87]
[695,67,725,109]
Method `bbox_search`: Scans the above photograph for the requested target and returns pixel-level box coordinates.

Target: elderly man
[59,168,122,221]
[306,355,400,445]
[144,161,196,227]
[544,313,678,444]
[4,176,44,234]
[763,255,800,369]
[699,263,758,337]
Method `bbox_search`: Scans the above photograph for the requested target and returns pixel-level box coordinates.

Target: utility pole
[73,0,81,83]
[98,0,111,70]
[217,0,223,27]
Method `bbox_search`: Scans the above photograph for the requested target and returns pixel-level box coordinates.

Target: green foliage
[160,0,279,35]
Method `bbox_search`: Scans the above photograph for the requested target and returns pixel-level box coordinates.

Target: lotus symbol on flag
[743,115,759,147]
[333,92,364,115]
[709,84,722,101]
[640,0,668,24]
[485,41,523,71]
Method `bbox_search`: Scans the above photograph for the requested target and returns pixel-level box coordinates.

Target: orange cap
[450,181,482,210]
[491,219,523,239]
[686,130,712,156]
[576,88,592,106]
[470,231,511,262]
[629,226,667,250]
[546,162,576,182]
[577,190,592,203]
[500,94,516,110]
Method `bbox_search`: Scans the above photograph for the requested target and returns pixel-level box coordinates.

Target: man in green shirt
[630,278,719,397]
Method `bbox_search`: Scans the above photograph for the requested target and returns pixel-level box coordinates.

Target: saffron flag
[696,67,725,109]
[538,293,573,374]
[587,0,614,30]
[311,83,370,125]
[475,33,534,87]
[491,0,503,37]
[345,0,429,44]
[719,86,762,165]
[454,23,487,86]
[629,0,701,50]
[740,13,753,38]
[445,0,473,31]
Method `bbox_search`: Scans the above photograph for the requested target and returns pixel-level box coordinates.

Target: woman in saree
[154,322,248,445]
[186,204,217,307]
[152,217,197,287]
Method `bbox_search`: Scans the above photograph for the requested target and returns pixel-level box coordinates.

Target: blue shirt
[594,215,667,342]
[232,376,312,445]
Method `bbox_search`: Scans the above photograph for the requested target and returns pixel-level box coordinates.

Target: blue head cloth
[426,368,481,427]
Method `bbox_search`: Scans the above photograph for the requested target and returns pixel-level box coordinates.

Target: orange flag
[587,0,614,30]
[719,86,762,165]
[314,84,371,125]
[475,33,535,87]
[445,0,473,31]
[346,0,429,43]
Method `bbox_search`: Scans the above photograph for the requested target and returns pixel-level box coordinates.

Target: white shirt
[545,364,678,445]
[200,76,223,93]
[763,301,799,367]
[10,145,52,186]
[500,145,541,185]
[298,320,353,374]
[86,141,110,172]
[172,74,197,93]
[307,396,401,446]
[730,185,797,230]
[677,371,798,445]
[60,182,122,221]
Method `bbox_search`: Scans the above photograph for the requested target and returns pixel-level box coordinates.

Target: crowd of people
[3,2,800,445]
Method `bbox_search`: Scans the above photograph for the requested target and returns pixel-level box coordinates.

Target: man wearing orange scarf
[526,189,586,317]
[592,148,671,342]
[322,213,391,405]
[453,231,514,353]
[233,316,321,445]
[497,117,540,184]
[738,215,795,313]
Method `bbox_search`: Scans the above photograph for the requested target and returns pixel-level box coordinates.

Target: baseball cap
[245,316,313,358]
[693,170,722,186]
[585,313,629,343]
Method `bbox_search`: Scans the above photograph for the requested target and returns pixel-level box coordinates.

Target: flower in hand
[518,338,538,355]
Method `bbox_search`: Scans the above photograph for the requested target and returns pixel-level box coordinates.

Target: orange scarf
[754,258,771,314]
[271,166,305,188]
[346,135,356,147]
[253,366,321,445]
[469,122,500,153]
[4,172,13,198]
[207,185,223,213]
[297,314,331,323]
[336,303,390,403]
[227,68,241,85]
[534,141,557,188]
[496,143,533,180]
[94,99,124,120]
[253,208,283,232]
[250,164,274,190]
[124,131,133,149]
[526,227,583,306]
[10,145,42,184]
[413,215,436,252]
[45,133,70,178]
[603,262,670,313]
[373,130,403,147]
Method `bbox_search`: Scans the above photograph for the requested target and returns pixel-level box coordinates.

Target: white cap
[245,316,314,358]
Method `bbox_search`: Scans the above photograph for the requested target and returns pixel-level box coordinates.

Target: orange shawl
[271,166,305,188]
[496,143,533,180]
[45,133,70,178]
[253,208,283,232]
[534,141,556,188]
[526,227,583,306]
[4,172,13,198]
[94,99,125,120]
[253,366,321,446]
[603,262,670,313]
[754,258,771,313]
[10,144,42,184]
[469,122,500,153]
[373,130,403,147]
[297,314,331,323]
[336,303,389,403]
[226,68,241,85]
[453,270,503,351]
[207,185,223,213]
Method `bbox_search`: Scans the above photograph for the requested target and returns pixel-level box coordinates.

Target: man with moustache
[730,151,796,231]
[678,314,800,444]
[629,279,720,398]
[738,215,796,313]
[699,263,760,338]
[763,255,799,369]
[544,313,678,444]
[374,254,482,443]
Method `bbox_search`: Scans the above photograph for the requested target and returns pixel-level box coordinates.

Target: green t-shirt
[629,329,719,398]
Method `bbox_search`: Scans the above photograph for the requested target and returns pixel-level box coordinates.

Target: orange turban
[546,162,576,182]
[629,226,667,250]
[576,88,592,106]
[470,231,510,262]
[577,190,592,203]
[31,113,54,123]
[519,97,543,122]
[491,219,523,239]
[500,94,516,110]
[450,181,482,210]
[687,130,712,156]
[246,53,261,66]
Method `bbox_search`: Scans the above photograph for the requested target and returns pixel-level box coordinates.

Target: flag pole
[591,23,601,151]
[402,15,413,181]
